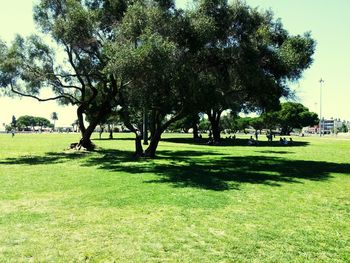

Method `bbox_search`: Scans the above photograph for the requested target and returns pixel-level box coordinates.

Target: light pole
[319,78,324,137]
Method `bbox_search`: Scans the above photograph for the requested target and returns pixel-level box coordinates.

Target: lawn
[0,133,349,262]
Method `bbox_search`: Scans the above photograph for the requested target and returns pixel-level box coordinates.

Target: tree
[188,0,315,143]
[276,102,318,135]
[168,113,200,137]
[16,115,52,131]
[17,115,35,130]
[35,117,52,131]
[0,0,315,156]
[261,111,279,133]
[11,115,16,129]
[198,117,211,133]
[234,117,252,134]
[5,124,12,133]
[0,0,131,150]
[107,1,197,157]
[338,123,348,133]
[249,117,265,133]
[51,112,58,131]
[72,119,79,132]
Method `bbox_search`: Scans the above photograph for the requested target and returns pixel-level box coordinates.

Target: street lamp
[319,78,324,137]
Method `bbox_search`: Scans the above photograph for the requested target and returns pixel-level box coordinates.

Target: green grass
[0,132,349,262]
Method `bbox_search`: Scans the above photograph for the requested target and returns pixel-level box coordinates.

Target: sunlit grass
[0,132,349,262]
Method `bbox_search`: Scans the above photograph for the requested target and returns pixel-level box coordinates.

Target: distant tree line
[167,102,319,136]
[5,115,53,132]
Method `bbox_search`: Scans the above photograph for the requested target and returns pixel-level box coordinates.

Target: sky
[0,0,350,129]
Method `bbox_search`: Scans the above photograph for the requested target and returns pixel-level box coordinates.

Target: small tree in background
[72,119,79,133]
[17,115,52,131]
[11,115,17,130]
[51,112,58,131]
[277,102,318,135]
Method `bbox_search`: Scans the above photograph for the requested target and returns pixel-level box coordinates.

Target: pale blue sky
[1,0,349,127]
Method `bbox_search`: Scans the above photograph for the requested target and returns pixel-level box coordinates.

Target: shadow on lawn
[82,148,350,191]
[0,151,89,165]
[1,147,349,191]
[162,137,309,147]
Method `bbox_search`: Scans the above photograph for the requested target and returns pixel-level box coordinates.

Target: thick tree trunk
[78,123,97,150]
[207,110,222,143]
[77,105,86,135]
[144,131,161,158]
[211,120,221,142]
[74,103,111,151]
[144,109,186,158]
[192,120,199,139]
[120,106,145,157]
[134,133,144,157]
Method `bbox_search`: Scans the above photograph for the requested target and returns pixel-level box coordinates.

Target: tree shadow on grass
[2,147,349,191]
[162,137,309,148]
[0,151,89,165]
[91,137,133,141]
[82,149,350,191]
[255,150,294,154]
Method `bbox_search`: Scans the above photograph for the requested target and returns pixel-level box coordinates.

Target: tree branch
[10,83,76,104]
[11,84,75,104]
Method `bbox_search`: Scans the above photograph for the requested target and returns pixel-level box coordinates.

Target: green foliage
[168,114,200,133]
[51,112,58,121]
[17,115,52,130]
[4,124,12,132]
[277,102,318,135]
[11,115,17,128]
[0,0,315,152]
[190,1,315,115]
[249,117,265,131]
[198,117,211,132]
[235,117,252,132]
[338,123,348,133]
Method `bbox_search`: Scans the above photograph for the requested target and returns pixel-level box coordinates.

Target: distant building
[303,118,346,134]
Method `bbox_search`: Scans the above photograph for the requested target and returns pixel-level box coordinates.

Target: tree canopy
[275,102,318,135]
[17,115,52,130]
[0,0,316,156]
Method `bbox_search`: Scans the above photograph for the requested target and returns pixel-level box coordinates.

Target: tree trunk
[144,131,161,158]
[211,120,221,142]
[77,105,86,135]
[207,110,222,143]
[75,103,111,151]
[134,133,144,157]
[144,109,186,158]
[78,123,97,150]
[149,109,156,139]
[108,124,113,139]
[120,106,145,157]
[143,108,149,145]
[192,120,199,139]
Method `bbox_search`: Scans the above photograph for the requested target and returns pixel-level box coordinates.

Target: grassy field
[0,132,349,262]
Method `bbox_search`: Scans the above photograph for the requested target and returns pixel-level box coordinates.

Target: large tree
[276,102,318,135]
[0,0,131,150]
[0,0,315,156]
[189,0,315,142]
[17,115,52,131]
[107,1,198,157]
